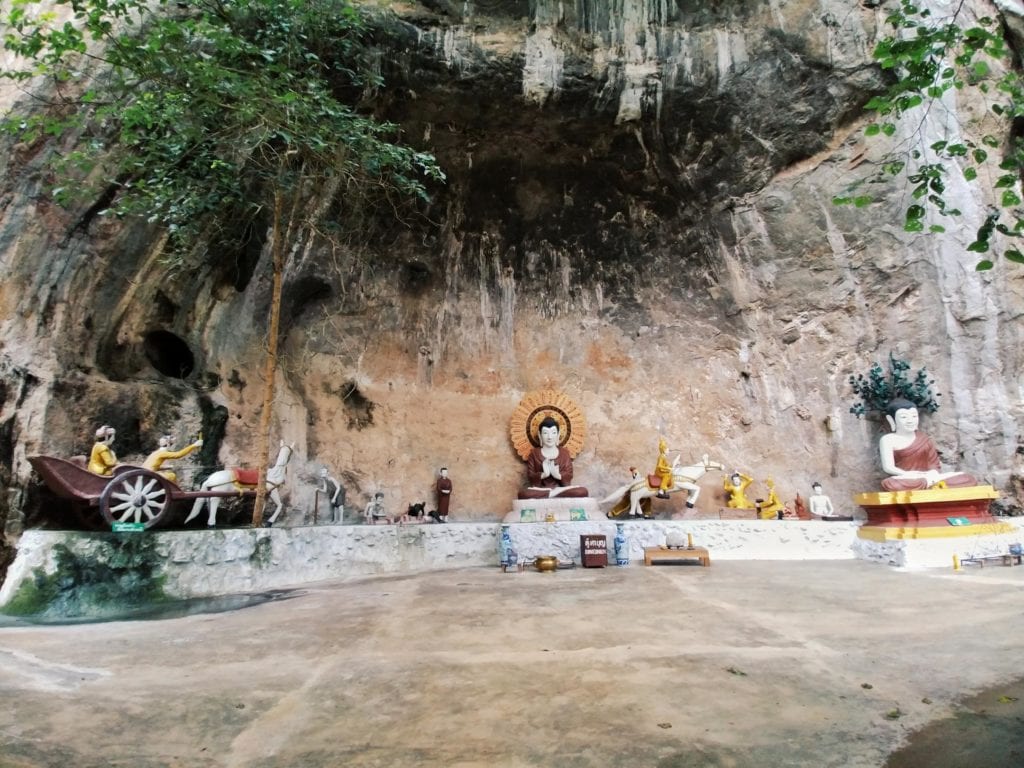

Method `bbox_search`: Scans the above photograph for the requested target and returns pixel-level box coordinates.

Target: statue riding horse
[184,441,294,527]
[603,454,726,519]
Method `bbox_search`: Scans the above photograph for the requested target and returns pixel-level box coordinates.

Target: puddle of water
[885,678,1024,767]
[0,589,300,627]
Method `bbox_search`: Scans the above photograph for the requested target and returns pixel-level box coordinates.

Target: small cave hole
[143,330,195,379]
[401,260,433,295]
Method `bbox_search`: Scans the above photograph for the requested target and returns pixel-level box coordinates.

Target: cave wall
[1,0,1023,541]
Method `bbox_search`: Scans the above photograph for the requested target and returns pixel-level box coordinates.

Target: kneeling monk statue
[518,416,589,499]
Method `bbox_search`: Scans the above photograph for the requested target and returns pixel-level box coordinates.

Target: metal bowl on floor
[534,555,558,572]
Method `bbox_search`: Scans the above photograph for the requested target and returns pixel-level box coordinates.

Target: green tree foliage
[848,353,940,417]
[1,0,444,245]
[831,0,1024,270]
[2,0,444,524]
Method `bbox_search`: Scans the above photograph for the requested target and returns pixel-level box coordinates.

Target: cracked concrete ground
[1,560,1023,767]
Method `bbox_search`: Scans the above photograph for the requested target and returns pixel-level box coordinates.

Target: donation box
[580,534,608,568]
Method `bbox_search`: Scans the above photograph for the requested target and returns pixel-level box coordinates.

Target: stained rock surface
[1,0,1023,559]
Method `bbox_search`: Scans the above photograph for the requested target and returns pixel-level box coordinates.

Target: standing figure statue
[723,470,754,509]
[435,467,452,523]
[518,416,589,499]
[879,399,977,491]
[143,434,203,483]
[88,425,118,476]
[317,467,345,523]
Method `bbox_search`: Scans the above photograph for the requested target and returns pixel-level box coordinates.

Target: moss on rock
[1,534,168,618]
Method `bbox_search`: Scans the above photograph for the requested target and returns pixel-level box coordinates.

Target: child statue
[364,492,392,525]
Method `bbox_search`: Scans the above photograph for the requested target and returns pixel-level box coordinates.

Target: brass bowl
[534,555,558,572]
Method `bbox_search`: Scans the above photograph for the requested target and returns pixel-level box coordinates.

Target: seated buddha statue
[518,416,589,499]
[878,399,977,491]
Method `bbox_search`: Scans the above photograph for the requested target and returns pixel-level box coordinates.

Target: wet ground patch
[885,678,1024,767]
[0,588,300,627]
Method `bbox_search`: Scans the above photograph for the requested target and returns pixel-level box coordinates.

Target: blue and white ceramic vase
[499,524,513,567]
[614,523,630,566]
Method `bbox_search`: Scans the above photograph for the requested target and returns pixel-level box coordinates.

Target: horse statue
[183,441,295,527]
[603,454,726,519]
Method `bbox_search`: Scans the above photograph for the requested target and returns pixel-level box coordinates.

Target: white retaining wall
[3,518,1023,605]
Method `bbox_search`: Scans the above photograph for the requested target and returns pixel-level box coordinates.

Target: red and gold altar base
[854,485,1015,542]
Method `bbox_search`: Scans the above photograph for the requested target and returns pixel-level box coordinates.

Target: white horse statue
[603,453,726,519]
[184,441,294,527]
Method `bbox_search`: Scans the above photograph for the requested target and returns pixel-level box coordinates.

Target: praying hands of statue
[542,457,561,481]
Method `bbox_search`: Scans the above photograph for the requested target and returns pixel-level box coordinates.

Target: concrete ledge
[0,523,497,605]
[4,518,1023,609]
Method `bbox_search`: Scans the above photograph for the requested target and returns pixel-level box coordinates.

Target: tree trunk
[251,190,288,527]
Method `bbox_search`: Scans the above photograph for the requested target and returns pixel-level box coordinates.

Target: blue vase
[614,523,629,566]
[499,525,513,567]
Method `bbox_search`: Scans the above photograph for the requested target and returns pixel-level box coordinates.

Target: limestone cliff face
[1,0,1023,541]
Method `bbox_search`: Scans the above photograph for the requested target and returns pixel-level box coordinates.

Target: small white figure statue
[808,482,851,521]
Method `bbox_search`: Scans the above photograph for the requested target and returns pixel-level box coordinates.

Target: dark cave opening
[142,331,195,379]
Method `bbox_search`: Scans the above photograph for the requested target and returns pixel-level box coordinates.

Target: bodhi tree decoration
[848,353,941,418]
[2,0,444,525]
[832,0,1024,270]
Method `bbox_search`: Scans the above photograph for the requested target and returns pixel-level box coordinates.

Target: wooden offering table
[644,546,710,567]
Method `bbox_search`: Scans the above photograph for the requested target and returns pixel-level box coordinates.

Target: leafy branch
[848,353,940,417]
[832,0,1024,270]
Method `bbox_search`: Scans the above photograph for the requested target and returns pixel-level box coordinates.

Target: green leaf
[865,123,881,137]
[853,196,874,208]
[963,167,977,181]
[1005,249,1024,264]
[975,259,994,270]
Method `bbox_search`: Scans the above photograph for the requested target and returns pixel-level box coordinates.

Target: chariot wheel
[100,469,173,529]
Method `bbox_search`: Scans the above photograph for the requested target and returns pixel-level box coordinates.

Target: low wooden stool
[644,546,710,567]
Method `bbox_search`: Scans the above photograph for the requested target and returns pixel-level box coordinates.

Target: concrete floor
[1,560,1024,768]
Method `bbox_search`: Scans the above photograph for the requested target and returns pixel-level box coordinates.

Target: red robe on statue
[881,431,977,491]
[518,446,589,499]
